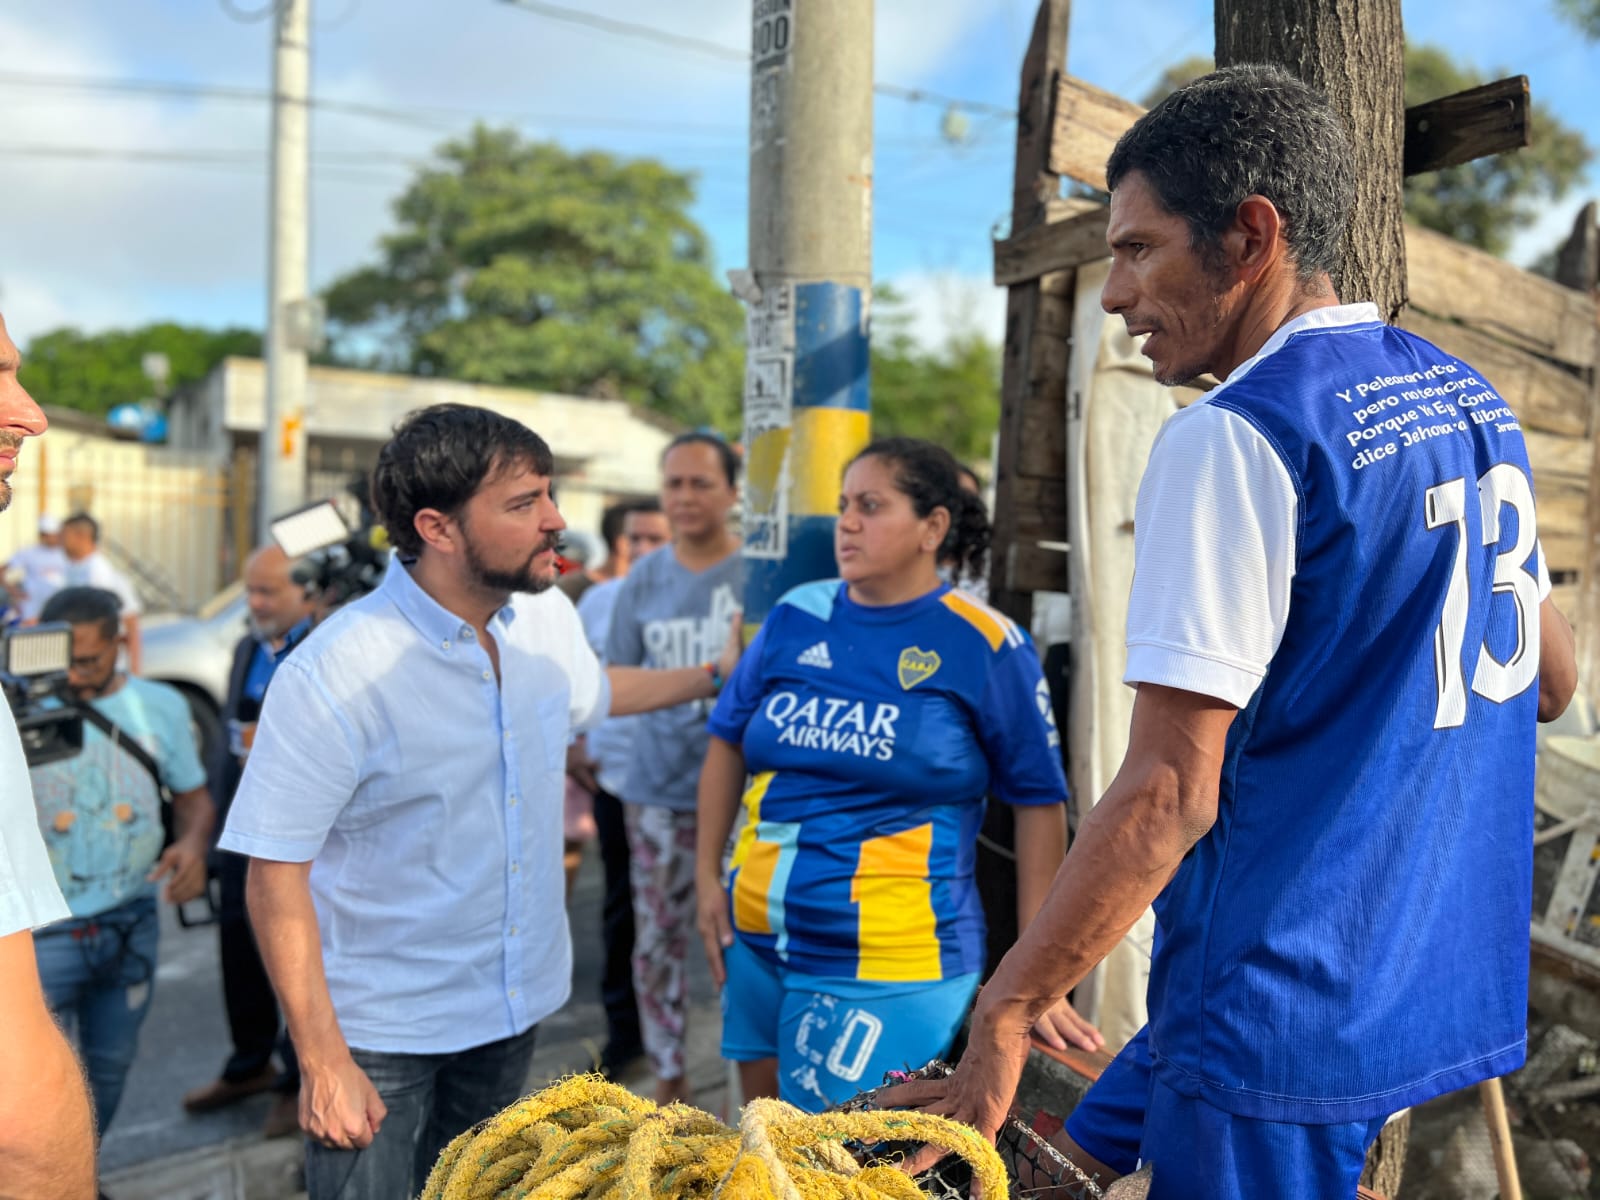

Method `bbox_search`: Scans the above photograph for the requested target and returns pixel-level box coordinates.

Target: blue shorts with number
[1064,1027,1391,1200]
[720,936,979,1113]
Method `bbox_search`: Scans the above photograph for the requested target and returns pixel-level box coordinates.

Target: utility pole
[738,0,873,627]
[258,0,312,533]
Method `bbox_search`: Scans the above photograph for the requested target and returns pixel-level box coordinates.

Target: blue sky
[0,0,1594,354]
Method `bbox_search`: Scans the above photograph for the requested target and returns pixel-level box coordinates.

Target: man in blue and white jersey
[890,65,1579,1198]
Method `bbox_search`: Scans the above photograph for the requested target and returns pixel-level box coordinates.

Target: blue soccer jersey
[1124,304,1547,1123]
[707,580,1066,982]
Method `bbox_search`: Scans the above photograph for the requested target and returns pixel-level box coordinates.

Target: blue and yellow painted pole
[740,0,874,631]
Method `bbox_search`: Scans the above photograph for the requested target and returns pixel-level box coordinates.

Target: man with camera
[29,585,213,1144]
[220,404,743,1200]
[0,312,98,1200]
[183,544,313,1137]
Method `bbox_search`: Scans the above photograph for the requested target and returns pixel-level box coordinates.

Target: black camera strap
[76,706,174,848]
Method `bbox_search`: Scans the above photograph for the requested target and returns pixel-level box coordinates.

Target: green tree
[1553,0,1600,39]
[869,286,1001,465]
[22,322,261,416]
[1142,48,1592,258]
[323,126,745,431]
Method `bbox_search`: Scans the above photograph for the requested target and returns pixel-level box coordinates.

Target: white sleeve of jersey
[1124,402,1298,709]
[1536,541,1552,601]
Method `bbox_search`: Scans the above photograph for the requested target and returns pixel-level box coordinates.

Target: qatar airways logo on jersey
[763,691,900,761]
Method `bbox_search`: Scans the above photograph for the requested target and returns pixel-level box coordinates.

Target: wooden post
[1558,202,1600,696]
[989,0,1072,625]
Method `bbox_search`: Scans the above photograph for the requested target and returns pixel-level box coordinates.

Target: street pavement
[98,849,726,1199]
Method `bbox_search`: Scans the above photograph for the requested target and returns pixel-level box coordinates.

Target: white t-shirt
[8,543,68,622]
[0,704,69,937]
[64,551,143,617]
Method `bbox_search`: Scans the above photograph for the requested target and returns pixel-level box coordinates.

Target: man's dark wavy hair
[370,404,555,558]
[1105,63,1356,281]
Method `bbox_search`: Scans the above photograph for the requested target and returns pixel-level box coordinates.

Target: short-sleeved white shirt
[65,551,143,617]
[220,556,610,1054]
[0,704,69,937]
[1124,303,1550,707]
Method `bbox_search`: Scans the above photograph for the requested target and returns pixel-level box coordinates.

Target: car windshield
[196,580,244,622]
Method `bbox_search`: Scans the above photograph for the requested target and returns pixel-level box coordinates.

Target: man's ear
[413,508,456,554]
[1227,194,1287,282]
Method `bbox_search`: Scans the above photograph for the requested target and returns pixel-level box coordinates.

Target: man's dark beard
[0,432,20,513]
[462,528,557,595]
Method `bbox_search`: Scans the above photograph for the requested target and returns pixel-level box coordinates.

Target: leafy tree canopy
[22,322,260,416]
[1142,47,1592,257]
[1553,0,1600,39]
[323,126,745,431]
[869,285,1001,466]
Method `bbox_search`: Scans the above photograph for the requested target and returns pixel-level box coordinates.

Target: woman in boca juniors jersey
[696,437,1102,1113]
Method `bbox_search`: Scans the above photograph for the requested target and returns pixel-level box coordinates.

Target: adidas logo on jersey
[797,641,833,669]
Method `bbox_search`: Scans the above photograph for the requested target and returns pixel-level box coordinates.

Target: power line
[496,0,1018,120]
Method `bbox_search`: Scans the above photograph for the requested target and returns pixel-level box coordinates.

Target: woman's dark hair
[41,586,122,640]
[370,403,555,558]
[1105,63,1354,281]
[662,431,740,487]
[847,437,990,581]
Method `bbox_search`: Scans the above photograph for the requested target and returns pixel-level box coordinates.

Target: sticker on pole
[752,0,793,71]
[743,282,794,561]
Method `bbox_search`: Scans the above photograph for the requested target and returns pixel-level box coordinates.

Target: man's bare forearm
[606,665,715,716]
[245,858,350,1067]
[0,931,95,1200]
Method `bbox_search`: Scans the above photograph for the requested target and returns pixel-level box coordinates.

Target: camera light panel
[7,623,72,677]
[271,500,352,560]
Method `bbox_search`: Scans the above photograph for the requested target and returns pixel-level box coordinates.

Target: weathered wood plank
[1406,223,1599,371]
[1047,72,1538,194]
[989,0,1071,625]
[995,206,1111,287]
[1397,310,1590,437]
[1525,430,1594,484]
[1403,76,1529,177]
[1046,74,1143,193]
[1007,474,1069,539]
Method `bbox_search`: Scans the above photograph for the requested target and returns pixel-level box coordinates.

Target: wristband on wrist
[702,661,724,695]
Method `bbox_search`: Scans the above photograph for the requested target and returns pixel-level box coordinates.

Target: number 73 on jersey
[1424,462,1541,730]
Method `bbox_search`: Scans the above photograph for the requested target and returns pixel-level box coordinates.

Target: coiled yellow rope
[419,1074,1006,1200]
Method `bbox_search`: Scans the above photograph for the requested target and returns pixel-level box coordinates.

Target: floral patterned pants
[624,804,698,1081]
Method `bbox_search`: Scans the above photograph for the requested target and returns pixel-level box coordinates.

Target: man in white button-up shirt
[221,404,740,1200]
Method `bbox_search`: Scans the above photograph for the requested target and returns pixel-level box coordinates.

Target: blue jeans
[34,894,160,1134]
[303,1024,539,1200]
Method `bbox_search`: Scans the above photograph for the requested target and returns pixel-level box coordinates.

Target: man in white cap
[5,513,68,622]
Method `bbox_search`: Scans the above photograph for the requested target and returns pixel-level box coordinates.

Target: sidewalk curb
[101,1133,304,1200]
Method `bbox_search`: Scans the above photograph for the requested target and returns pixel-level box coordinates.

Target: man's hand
[300,1055,386,1150]
[147,834,208,904]
[1031,995,1103,1054]
[696,872,734,987]
[875,992,1035,1175]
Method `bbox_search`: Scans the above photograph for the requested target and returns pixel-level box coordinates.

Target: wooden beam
[995,206,1111,287]
[1007,541,1070,593]
[1397,310,1590,437]
[989,0,1072,626]
[1045,71,1534,193]
[1555,200,1599,294]
[1406,223,1600,372]
[1403,76,1530,177]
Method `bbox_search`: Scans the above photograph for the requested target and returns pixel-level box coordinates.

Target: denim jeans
[34,893,160,1133]
[303,1024,539,1200]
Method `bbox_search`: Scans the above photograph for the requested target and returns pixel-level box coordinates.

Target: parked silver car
[140,583,249,770]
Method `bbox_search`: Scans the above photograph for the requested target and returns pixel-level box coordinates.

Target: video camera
[0,623,83,768]
[270,496,389,615]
